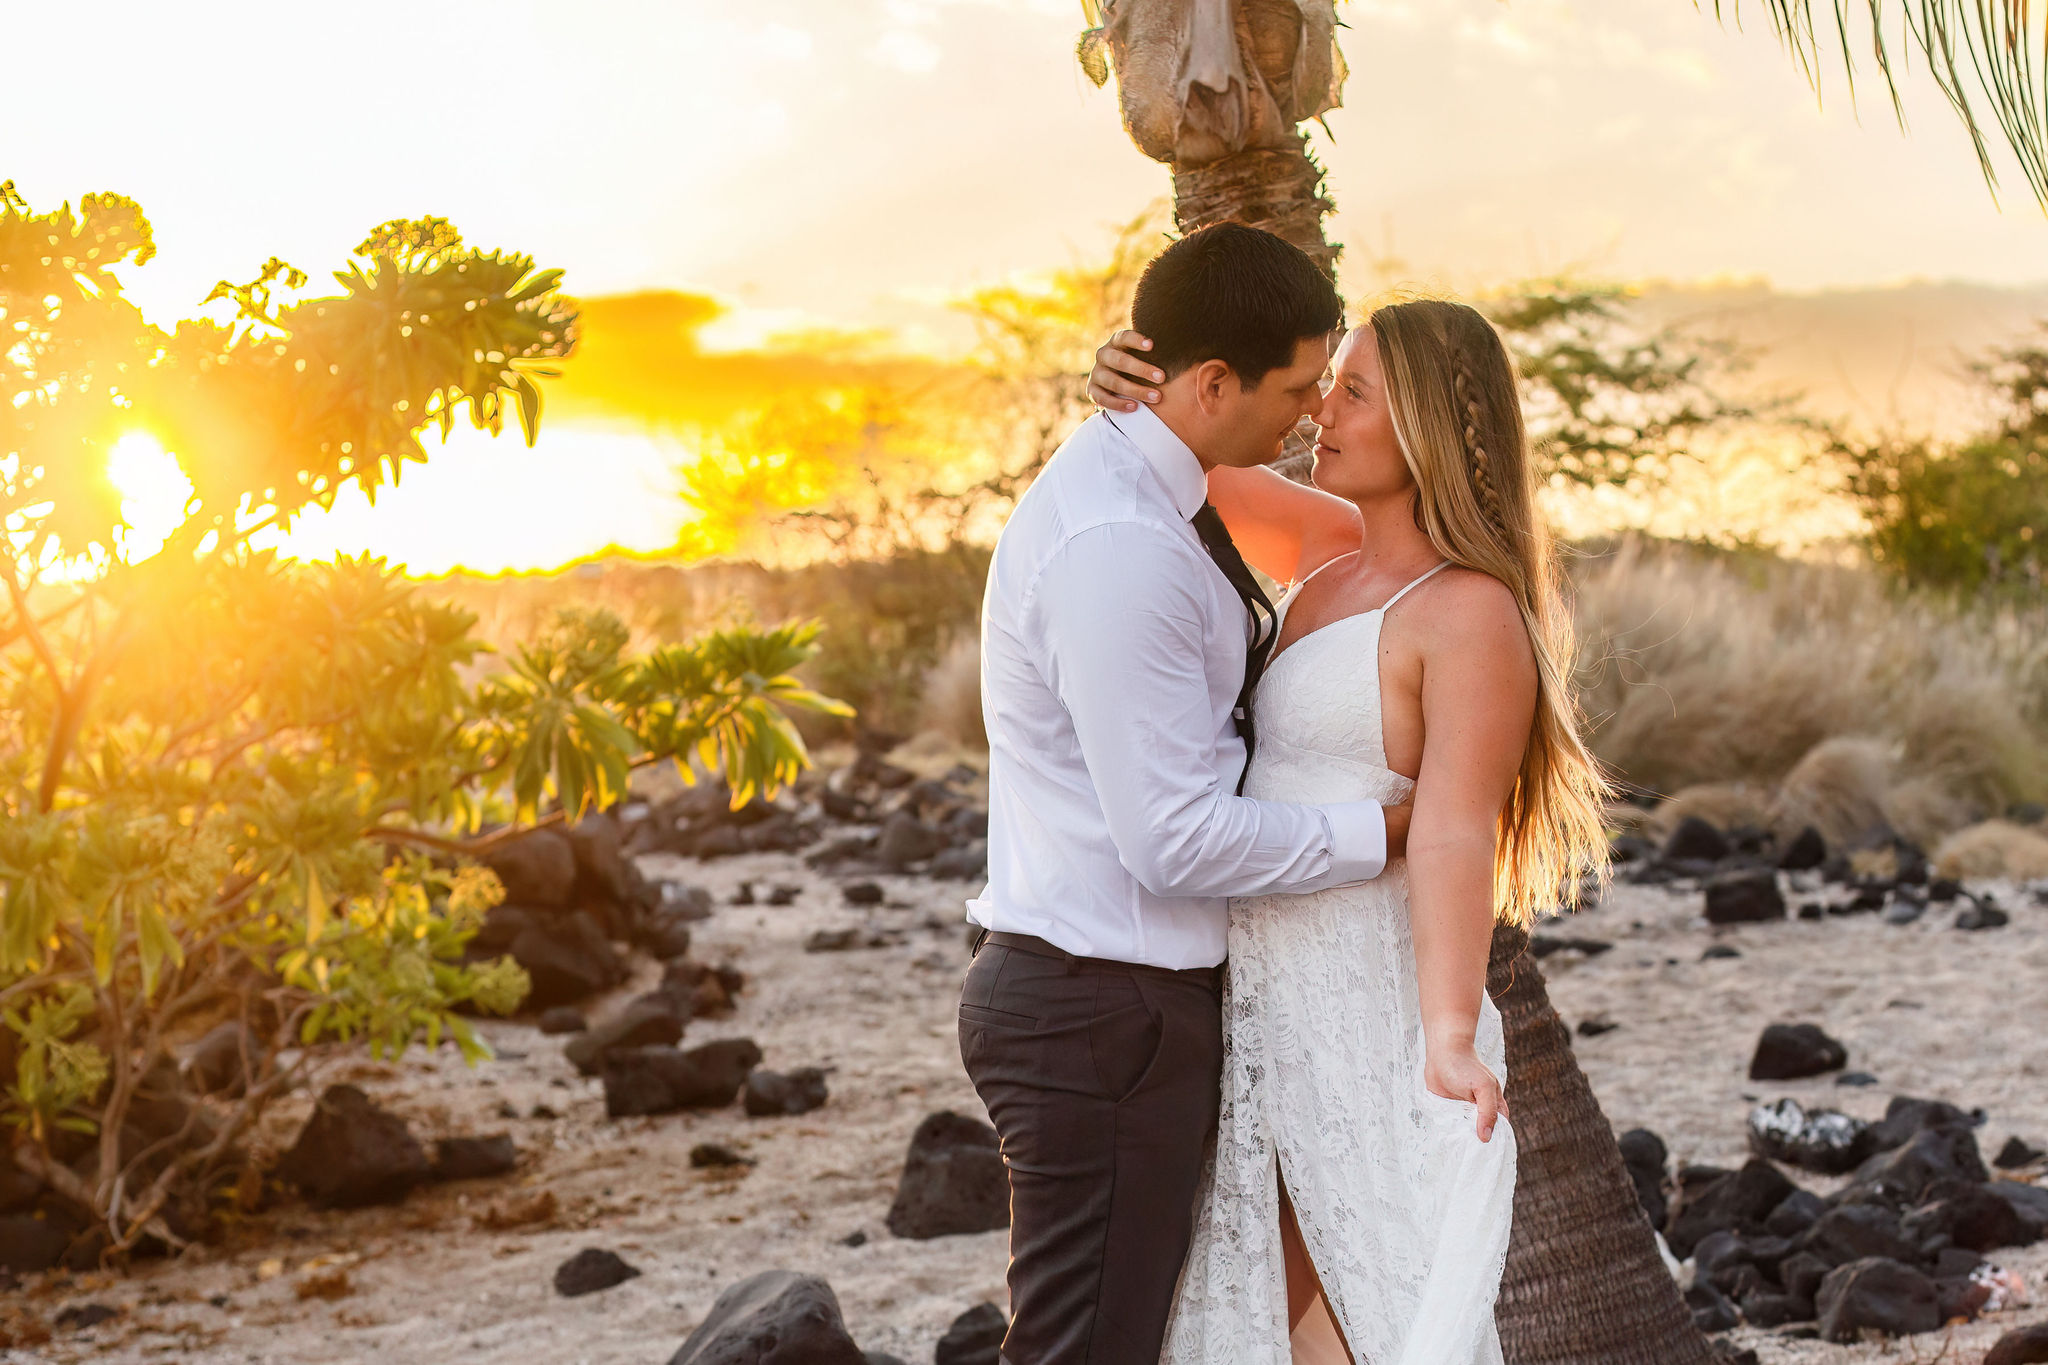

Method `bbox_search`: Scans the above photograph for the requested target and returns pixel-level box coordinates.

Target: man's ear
[1190,358,1237,415]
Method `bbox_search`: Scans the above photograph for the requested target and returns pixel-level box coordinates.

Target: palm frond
[1705,1,2048,211]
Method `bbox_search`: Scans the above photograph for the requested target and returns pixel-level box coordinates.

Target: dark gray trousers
[958,936,1225,1364]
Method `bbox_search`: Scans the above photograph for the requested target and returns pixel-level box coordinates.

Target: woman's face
[1310,326,1413,504]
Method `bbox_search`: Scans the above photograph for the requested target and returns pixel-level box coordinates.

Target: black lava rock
[1815,1257,1940,1341]
[1576,1016,1620,1038]
[1685,1280,1740,1332]
[1850,1125,1990,1207]
[1956,902,2010,930]
[666,1270,866,1365]
[184,1021,255,1097]
[744,1068,831,1118]
[1994,1136,2046,1169]
[1835,1071,1880,1088]
[1702,944,1743,960]
[927,843,989,881]
[54,1302,119,1331]
[486,907,627,1009]
[1748,1098,1874,1175]
[565,996,687,1076]
[1765,1189,1827,1239]
[1705,870,1786,924]
[1748,1023,1847,1081]
[276,1084,431,1210]
[602,1039,764,1118]
[1778,827,1827,871]
[885,1111,1009,1240]
[555,1247,641,1297]
[842,881,885,906]
[1666,1159,1797,1259]
[1902,1182,2037,1252]
[1617,1127,1669,1229]
[805,928,864,953]
[1802,1204,1920,1267]
[934,1302,1007,1365]
[1531,934,1614,959]
[1779,1250,1831,1301]
[1984,1322,2048,1365]
[1740,1290,1813,1327]
[1665,816,1733,862]
[537,1006,588,1035]
[0,1214,72,1274]
[430,1134,518,1182]
[877,813,951,870]
[1927,877,1963,903]
[690,1143,754,1169]
[1866,1095,1982,1154]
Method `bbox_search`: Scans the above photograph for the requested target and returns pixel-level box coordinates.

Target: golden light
[106,430,194,563]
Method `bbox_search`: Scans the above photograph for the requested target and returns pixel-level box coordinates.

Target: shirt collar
[1104,403,1207,521]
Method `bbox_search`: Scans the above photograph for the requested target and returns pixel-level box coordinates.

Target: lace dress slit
[1161,561,1516,1365]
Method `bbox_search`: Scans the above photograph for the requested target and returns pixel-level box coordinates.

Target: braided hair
[1449,343,1510,543]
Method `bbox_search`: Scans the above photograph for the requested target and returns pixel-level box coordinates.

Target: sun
[106,430,195,562]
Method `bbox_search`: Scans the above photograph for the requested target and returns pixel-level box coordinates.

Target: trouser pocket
[1088,972,1164,1103]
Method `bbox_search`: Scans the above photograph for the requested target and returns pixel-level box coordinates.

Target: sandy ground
[4,855,2045,1365]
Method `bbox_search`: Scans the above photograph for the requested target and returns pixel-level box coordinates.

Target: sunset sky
[11,0,2048,572]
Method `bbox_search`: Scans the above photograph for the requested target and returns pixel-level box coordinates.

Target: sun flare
[106,430,194,563]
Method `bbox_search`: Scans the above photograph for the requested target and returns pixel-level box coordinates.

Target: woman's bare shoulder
[1417,568,1532,659]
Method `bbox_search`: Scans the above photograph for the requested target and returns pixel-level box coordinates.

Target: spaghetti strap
[1287,551,1353,597]
[1379,560,1451,613]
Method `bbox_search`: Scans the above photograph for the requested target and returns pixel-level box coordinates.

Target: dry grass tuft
[1575,540,2047,843]
[1933,820,2048,881]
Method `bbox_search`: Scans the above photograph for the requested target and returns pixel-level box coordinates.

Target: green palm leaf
[1707,1,2048,209]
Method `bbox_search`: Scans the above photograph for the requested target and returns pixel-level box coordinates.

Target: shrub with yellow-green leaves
[0,186,846,1258]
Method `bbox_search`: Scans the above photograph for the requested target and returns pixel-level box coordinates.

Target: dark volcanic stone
[640,911,695,961]
[690,1143,753,1169]
[1835,1071,1880,1087]
[565,997,687,1076]
[805,928,863,953]
[927,843,989,881]
[55,1302,118,1331]
[1765,1189,1827,1239]
[601,1039,764,1118]
[1665,816,1733,862]
[1991,1180,2048,1240]
[430,1134,518,1182]
[1866,1095,1982,1153]
[0,1214,72,1273]
[1530,934,1614,959]
[1956,902,2010,930]
[1702,944,1743,960]
[877,813,950,870]
[666,1269,866,1365]
[1748,1098,1874,1174]
[555,1247,641,1297]
[1666,1159,1797,1259]
[1779,1250,1831,1301]
[1927,877,1963,903]
[1576,1016,1620,1038]
[479,828,578,909]
[1985,1323,2048,1365]
[1705,870,1787,924]
[1748,1023,1847,1081]
[1902,1182,2037,1252]
[276,1084,430,1210]
[1778,826,1827,871]
[842,881,886,906]
[934,1302,1006,1365]
[1815,1257,1940,1341]
[1850,1125,1990,1207]
[886,1111,1009,1240]
[1617,1127,1669,1229]
[496,908,627,1009]
[1740,1290,1813,1327]
[1995,1136,2046,1169]
[1685,1280,1739,1332]
[1801,1204,1920,1267]
[537,1006,587,1035]
[744,1068,831,1118]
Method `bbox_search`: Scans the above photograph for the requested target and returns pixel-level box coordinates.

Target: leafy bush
[0,187,845,1256]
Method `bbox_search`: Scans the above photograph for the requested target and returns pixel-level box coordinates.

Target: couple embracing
[957,223,1608,1364]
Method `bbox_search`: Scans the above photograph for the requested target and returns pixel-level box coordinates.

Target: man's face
[1205,333,1333,469]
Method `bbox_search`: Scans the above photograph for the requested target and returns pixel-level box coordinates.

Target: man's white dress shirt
[966,403,1388,970]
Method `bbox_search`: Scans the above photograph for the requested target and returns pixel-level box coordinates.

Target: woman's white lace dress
[1163,570,1517,1365]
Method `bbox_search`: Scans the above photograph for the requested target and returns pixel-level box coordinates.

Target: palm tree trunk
[1170,132,1338,281]
[1487,924,1721,1363]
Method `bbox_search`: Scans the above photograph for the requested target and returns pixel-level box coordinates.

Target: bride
[1088,299,1608,1364]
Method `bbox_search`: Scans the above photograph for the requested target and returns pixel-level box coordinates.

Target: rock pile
[1630,1094,2045,1342]
[1611,816,2027,933]
[275,1085,519,1211]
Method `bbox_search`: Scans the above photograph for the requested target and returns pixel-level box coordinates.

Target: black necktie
[1191,502,1278,793]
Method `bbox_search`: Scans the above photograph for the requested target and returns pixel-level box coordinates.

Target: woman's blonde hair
[1369,298,1610,927]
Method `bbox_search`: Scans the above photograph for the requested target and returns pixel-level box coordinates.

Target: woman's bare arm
[1405,573,1539,1142]
[1086,330,1361,583]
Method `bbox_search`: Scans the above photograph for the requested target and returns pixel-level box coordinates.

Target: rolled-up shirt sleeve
[1029,520,1386,899]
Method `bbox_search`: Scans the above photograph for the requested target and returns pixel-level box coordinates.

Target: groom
[959,223,1408,1364]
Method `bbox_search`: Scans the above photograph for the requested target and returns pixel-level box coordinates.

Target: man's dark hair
[1130,222,1343,387]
